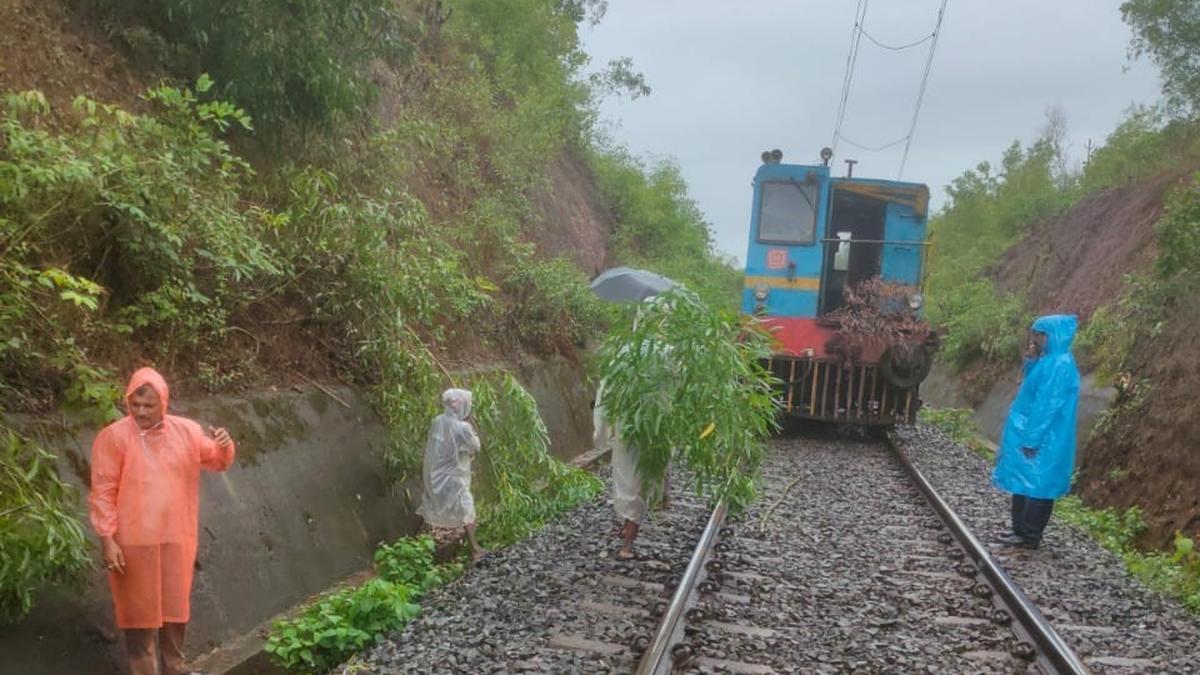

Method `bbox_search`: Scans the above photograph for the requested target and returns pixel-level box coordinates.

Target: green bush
[265,534,462,673]
[0,429,91,621]
[588,149,741,309]
[1154,176,1200,280]
[1057,496,1200,613]
[373,536,461,592]
[84,0,416,133]
[1075,301,1137,383]
[1079,106,1200,192]
[932,279,1028,370]
[0,81,279,390]
[495,258,606,355]
[925,133,1068,373]
[264,578,421,673]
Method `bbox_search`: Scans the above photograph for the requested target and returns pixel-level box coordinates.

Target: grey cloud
[583,0,1161,263]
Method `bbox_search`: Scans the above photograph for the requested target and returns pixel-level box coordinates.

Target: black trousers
[1011,494,1055,541]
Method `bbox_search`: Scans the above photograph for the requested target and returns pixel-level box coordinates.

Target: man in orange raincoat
[89,367,236,675]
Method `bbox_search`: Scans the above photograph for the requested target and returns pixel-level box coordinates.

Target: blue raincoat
[992,315,1081,499]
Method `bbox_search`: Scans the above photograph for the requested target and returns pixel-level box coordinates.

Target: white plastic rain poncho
[593,381,647,524]
[417,389,481,528]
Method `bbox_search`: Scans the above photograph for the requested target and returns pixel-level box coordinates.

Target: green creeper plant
[596,289,778,509]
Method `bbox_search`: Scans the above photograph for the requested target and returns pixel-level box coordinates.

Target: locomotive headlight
[753,283,770,301]
[908,293,924,310]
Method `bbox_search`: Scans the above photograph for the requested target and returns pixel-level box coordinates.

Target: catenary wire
[898,0,950,179]
[831,0,869,158]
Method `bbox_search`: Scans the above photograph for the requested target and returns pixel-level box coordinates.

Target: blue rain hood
[992,315,1081,499]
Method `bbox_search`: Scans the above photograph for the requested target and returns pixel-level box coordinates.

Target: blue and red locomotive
[742,148,938,425]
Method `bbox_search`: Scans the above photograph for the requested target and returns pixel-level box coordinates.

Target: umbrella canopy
[589,266,678,302]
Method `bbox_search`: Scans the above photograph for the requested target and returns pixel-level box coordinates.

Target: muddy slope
[528,149,616,278]
[991,170,1193,321]
[0,0,147,116]
[1077,295,1200,548]
[989,169,1200,548]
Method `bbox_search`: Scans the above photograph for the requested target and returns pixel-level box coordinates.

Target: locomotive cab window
[758,181,818,245]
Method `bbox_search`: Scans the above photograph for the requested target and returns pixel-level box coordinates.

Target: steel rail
[634,498,728,675]
[886,435,1092,675]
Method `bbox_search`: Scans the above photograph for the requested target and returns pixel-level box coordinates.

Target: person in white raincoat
[593,381,647,560]
[417,388,486,561]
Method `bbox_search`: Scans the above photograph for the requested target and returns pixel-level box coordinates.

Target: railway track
[357,433,1198,674]
[636,435,1090,675]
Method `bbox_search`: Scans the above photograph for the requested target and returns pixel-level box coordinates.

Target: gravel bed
[683,437,1034,675]
[351,469,710,674]
[894,425,1200,674]
[351,430,1200,675]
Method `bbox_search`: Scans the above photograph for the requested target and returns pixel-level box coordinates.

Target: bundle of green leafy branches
[0,427,91,621]
[470,373,603,548]
[596,290,778,509]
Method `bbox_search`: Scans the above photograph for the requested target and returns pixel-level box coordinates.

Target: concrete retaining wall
[0,356,594,675]
[923,362,1117,462]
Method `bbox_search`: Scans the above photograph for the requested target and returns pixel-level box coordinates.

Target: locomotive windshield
[758,181,817,245]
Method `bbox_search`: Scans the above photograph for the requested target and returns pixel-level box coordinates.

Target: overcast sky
[581,0,1162,263]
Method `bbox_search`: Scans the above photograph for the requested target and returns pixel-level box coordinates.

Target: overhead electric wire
[831,0,869,158]
[840,135,909,153]
[829,0,950,179]
[897,0,950,179]
[860,26,935,51]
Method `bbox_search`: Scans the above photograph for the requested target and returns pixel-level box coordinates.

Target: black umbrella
[589,266,679,302]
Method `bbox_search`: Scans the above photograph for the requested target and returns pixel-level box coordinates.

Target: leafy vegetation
[596,290,777,509]
[1057,497,1200,613]
[0,83,273,404]
[1122,0,1200,118]
[1078,105,1200,193]
[924,132,1068,372]
[0,0,739,622]
[469,373,603,548]
[264,535,462,673]
[589,149,742,309]
[82,0,416,135]
[0,428,91,621]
